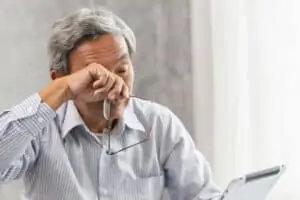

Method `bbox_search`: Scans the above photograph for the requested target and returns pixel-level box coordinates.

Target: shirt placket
[98,134,111,200]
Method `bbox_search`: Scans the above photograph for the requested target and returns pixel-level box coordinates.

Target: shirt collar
[56,99,145,139]
[123,99,145,132]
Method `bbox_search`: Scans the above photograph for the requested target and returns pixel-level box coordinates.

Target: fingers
[88,63,129,101]
[107,77,123,101]
[121,83,129,99]
[92,73,107,88]
[102,74,115,93]
[93,75,126,99]
[88,63,106,80]
[93,74,115,97]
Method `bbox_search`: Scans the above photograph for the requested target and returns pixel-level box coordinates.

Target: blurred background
[0,0,299,199]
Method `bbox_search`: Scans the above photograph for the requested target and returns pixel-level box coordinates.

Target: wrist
[39,77,73,110]
[58,77,74,101]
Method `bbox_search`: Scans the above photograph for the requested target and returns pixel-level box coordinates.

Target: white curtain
[210,0,300,199]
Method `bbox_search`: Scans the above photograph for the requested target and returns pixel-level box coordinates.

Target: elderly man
[0,8,221,200]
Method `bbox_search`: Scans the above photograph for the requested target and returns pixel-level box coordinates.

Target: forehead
[69,34,128,67]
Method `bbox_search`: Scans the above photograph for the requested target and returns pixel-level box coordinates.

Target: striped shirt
[0,93,221,200]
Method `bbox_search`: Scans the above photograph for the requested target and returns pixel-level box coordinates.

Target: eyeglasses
[106,126,152,155]
[104,96,153,155]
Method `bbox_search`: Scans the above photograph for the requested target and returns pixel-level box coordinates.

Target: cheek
[126,69,134,90]
[119,71,134,92]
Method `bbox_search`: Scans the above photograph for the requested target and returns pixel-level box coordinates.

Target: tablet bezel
[219,164,286,200]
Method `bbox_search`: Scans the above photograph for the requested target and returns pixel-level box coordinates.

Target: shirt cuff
[11,93,56,137]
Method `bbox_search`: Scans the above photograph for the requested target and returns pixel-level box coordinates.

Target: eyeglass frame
[105,96,153,155]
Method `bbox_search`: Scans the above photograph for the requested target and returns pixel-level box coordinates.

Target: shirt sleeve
[161,108,222,200]
[0,93,56,183]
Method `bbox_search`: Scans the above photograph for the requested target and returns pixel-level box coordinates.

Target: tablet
[219,165,286,200]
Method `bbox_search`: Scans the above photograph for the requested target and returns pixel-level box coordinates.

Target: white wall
[190,0,215,168]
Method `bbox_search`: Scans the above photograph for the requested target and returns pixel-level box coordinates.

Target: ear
[50,69,63,80]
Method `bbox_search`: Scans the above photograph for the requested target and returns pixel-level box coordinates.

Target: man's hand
[39,63,129,110]
[66,63,129,102]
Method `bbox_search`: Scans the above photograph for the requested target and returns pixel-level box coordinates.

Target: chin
[110,108,124,119]
[110,103,127,119]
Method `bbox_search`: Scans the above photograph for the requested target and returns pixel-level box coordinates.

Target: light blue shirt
[0,94,221,200]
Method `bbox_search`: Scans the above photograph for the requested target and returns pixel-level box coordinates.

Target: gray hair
[48,7,136,74]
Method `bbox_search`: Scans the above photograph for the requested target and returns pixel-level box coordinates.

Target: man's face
[68,34,134,118]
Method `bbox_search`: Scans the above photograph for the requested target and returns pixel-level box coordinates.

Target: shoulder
[129,97,174,124]
[130,98,193,163]
[129,97,188,140]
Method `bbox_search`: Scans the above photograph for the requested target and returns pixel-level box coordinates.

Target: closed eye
[115,65,128,74]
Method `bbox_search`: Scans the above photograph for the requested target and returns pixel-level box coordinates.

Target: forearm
[0,78,69,167]
[39,77,72,111]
